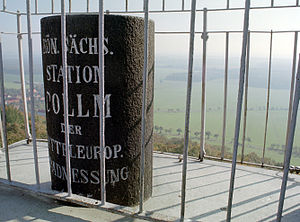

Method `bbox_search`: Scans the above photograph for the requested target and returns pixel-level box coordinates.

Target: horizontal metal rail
[108,5,300,13]
[1,3,300,16]
[3,29,300,37]
[156,30,300,34]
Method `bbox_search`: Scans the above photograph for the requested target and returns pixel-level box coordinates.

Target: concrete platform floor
[0,141,300,221]
[0,183,147,222]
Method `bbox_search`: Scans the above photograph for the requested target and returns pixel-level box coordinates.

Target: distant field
[3,73,23,89]
[154,66,300,165]
[3,59,300,165]
[4,72,43,89]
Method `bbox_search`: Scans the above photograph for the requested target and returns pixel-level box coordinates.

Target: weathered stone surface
[41,14,154,206]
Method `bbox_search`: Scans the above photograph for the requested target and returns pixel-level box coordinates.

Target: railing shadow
[189,180,300,221]
[0,182,88,222]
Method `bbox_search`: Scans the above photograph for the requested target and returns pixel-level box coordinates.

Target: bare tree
[177,128,182,136]
[205,131,211,140]
[194,131,200,138]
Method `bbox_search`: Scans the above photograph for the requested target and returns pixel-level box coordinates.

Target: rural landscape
[2,54,300,166]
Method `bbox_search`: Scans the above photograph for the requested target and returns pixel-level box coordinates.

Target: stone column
[41,14,154,206]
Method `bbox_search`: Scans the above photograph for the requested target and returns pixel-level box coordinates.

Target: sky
[1,0,300,60]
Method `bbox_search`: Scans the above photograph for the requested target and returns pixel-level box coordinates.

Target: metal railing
[0,0,299,221]
[1,0,300,15]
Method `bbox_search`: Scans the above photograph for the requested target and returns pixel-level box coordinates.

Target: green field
[154,66,300,165]
[3,73,25,89]
[4,61,300,165]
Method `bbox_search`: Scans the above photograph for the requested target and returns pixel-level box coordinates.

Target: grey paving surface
[0,183,148,222]
[0,141,300,221]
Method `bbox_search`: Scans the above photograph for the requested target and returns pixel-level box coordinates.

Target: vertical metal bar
[0,103,5,150]
[284,31,298,165]
[125,0,128,12]
[271,0,274,7]
[26,0,40,189]
[241,31,251,164]
[0,35,11,182]
[69,0,72,13]
[182,0,184,11]
[35,0,38,14]
[139,0,149,213]
[60,0,72,196]
[51,0,54,14]
[277,55,300,222]
[87,0,90,12]
[226,0,250,220]
[199,8,208,162]
[221,32,229,160]
[162,0,165,11]
[297,0,299,6]
[98,0,106,206]
[17,12,31,141]
[227,0,230,9]
[180,0,196,219]
[3,0,6,11]
[262,31,273,166]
